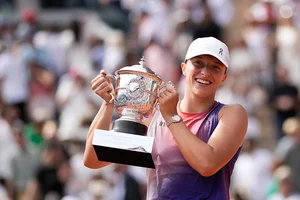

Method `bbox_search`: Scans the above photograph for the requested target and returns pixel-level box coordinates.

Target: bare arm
[83,70,115,169]
[159,85,248,177]
[83,102,114,168]
[168,104,247,176]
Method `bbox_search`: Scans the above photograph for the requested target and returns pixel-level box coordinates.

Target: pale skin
[84,70,114,168]
[84,55,248,177]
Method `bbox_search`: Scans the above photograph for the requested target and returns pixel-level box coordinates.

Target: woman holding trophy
[84,37,248,200]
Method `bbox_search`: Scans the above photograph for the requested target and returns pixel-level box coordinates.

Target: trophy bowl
[109,57,162,136]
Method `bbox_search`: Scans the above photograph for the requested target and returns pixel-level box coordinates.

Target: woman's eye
[194,61,205,67]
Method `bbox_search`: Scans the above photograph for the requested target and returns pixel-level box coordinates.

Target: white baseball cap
[185,37,230,68]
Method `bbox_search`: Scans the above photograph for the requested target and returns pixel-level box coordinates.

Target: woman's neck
[179,95,216,114]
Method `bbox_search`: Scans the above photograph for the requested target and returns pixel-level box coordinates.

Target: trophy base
[112,120,147,136]
[92,129,155,168]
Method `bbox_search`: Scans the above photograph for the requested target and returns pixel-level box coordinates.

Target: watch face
[173,115,181,122]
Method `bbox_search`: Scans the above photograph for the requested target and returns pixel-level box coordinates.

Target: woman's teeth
[195,78,211,85]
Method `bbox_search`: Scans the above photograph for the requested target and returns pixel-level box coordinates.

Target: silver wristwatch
[166,114,182,127]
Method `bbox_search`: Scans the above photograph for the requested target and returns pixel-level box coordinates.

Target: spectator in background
[16,7,39,42]
[231,134,274,200]
[33,24,72,78]
[23,140,71,200]
[23,113,46,155]
[83,173,111,200]
[89,36,105,72]
[269,67,299,140]
[63,137,99,198]
[143,38,181,86]
[266,165,300,200]
[192,0,222,40]
[55,67,101,141]
[101,31,126,74]
[0,40,30,122]
[10,126,40,199]
[283,117,300,192]
[109,164,142,200]
[273,117,300,170]
[275,8,300,88]
[243,0,276,71]
[0,106,20,185]
[27,58,57,122]
[67,19,94,81]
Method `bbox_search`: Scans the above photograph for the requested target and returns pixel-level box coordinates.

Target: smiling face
[181,55,227,99]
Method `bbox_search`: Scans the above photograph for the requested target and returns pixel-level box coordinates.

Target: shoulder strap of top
[196,102,225,142]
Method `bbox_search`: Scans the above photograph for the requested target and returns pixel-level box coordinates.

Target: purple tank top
[146,102,241,200]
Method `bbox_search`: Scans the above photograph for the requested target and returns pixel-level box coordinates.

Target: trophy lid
[117,56,159,76]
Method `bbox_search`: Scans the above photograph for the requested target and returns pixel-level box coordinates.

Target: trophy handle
[106,74,117,104]
[158,81,168,94]
[154,81,167,110]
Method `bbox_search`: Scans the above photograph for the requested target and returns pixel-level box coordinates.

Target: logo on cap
[219,48,223,55]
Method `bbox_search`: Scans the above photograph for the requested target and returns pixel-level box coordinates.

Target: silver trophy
[108,56,162,135]
[92,57,162,168]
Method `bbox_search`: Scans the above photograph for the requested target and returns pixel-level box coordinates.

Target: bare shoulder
[219,103,248,120]
[218,104,248,137]
[208,103,248,149]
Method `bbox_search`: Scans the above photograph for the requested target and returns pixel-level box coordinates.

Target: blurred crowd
[0,0,300,199]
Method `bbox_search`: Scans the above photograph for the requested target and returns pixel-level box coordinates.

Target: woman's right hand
[91,70,115,104]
